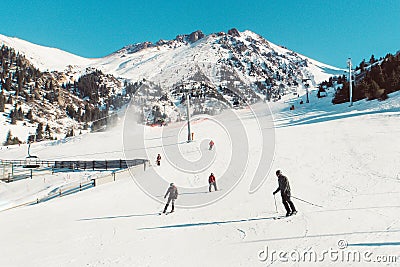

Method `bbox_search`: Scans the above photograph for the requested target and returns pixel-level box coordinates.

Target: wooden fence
[0,159,148,171]
[0,161,148,212]
[0,159,149,182]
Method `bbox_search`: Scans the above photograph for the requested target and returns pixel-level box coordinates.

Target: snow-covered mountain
[0,33,91,72]
[1,29,345,86]
[0,45,126,145]
[94,29,345,87]
[0,29,346,144]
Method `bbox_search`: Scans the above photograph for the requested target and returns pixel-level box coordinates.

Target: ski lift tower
[347,58,353,106]
[27,132,36,157]
[186,91,192,142]
[24,134,40,168]
[302,78,311,103]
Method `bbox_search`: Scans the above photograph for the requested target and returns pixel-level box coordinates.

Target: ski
[158,211,174,215]
[274,216,293,220]
[273,211,298,220]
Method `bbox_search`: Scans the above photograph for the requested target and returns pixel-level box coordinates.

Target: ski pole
[273,194,278,213]
[292,196,323,208]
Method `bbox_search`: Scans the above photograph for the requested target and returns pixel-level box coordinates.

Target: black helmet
[276,170,281,175]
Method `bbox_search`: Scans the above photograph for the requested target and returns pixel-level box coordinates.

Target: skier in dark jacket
[273,170,297,216]
[163,183,178,213]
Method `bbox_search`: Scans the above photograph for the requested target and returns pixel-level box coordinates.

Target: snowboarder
[273,170,297,216]
[208,173,217,192]
[163,183,178,213]
[209,140,215,150]
[156,154,161,166]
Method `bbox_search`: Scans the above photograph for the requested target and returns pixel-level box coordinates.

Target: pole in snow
[291,196,323,208]
[347,58,353,106]
[163,104,166,117]
[302,78,310,103]
[27,143,31,157]
[186,92,192,142]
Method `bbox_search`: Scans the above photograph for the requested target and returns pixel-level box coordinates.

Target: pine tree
[66,104,76,119]
[45,124,51,138]
[0,93,5,112]
[26,109,33,122]
[359,60,366,72]
[10,109,17,124]
[66,128,74,137]
[3,130,20,145]
[17,107,24,120]
[369,54,377,64]
[3,130,12,145]
[4,76,11,91]
[366,80,381,100]
[36,122,43,141]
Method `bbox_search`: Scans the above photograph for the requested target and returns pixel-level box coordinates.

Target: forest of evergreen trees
[61,70,131,131]
[3,130,21,146]
[332,53,400,104]
[0,45,131,144]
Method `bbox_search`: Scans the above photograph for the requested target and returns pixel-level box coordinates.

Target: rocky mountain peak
[188,30,205,43]
[227,28,240,37]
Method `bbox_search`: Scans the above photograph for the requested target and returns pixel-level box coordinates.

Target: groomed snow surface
[1,91,400,266]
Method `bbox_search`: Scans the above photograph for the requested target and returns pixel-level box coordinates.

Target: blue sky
[1,0,399,68]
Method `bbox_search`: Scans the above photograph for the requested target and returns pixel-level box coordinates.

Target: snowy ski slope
[0,91,399,266]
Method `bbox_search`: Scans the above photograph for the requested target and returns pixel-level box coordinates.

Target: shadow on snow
[78,213,160,221]
[137,216,277,230]
[276,108,400,128]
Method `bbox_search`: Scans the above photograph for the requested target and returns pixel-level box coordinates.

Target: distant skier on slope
[209,140,215,150]
[273,170,297,217]
[208,173,218,192]
[156,154,161,166]
[163,183,178,213]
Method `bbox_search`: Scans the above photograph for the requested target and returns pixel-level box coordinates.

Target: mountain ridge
[0,28,346,144]
[0,29,344,79]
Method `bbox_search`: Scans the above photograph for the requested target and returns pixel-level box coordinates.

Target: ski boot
[163,204,169,213]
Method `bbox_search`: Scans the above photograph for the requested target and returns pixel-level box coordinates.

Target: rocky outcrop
[188,30,205,43]
[124,41,154,53]
[227,28,240,37]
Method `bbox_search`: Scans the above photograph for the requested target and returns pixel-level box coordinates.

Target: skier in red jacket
[209,140,215,150]
[156,154,161,166]
[208,172,218,192]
